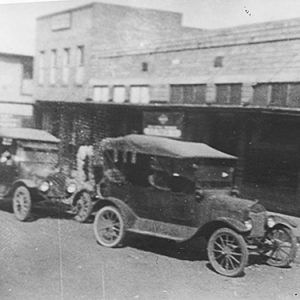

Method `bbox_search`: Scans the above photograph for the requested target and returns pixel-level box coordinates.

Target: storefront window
[113,86,126,103]
[170,84,206,104]
[93,86,110,102]
[216,84,242,105]
[130,86,150,104]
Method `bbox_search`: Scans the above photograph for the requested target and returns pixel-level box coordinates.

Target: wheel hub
[222,246,232,256]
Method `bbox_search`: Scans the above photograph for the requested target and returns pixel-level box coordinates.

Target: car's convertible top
[0,128,60,143]
[101,134,236,160]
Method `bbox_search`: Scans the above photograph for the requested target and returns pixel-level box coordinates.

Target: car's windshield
[17,148,59,165]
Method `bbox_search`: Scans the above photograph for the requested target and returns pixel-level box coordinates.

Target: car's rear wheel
[263,225,297,267]
[207,227,249,277]
[73,191,93,223]
[12,186,32,222]
[93,206,126,248]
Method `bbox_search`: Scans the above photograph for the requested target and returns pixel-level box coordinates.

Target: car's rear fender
[197,217,249,241]
[93,197,137,228]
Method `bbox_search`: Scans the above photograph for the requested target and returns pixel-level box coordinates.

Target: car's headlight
[267,217,276,228]
[39,181,50,193]
[66,183,77,194]
[244,220,253,231]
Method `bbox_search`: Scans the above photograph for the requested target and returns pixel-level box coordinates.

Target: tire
[93,206,126,248]
[263,225,297,267]
[207,227,249,277]
[12,186,32,222]
[73,191,93,223]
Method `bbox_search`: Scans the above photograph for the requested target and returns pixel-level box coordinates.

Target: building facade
[0,52,34,128]
[34,3,300,215]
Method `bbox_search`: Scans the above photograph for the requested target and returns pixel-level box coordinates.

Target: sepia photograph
[0,0,300,299]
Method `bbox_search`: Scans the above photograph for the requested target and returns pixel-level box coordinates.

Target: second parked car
[0,127,93,222]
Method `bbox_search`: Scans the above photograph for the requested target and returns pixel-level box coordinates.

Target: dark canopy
[0,128,60,143]
[101,134,236,160]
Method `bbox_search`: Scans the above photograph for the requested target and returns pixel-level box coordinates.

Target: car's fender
[215,217,250,233]
[268,214,297,230]
[6,179,41,201]
[93,197,137,228]
[197,217,250,240]
[12,179,37,189]
[71,188,94,206]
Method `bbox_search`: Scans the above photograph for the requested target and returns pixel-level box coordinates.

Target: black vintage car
[92,134,297,277]
[0,128,93,222]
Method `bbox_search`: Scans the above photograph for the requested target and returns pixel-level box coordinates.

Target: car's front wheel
[12,186,32,222]
[73,191,93,223]
[93,206,126,248]
[263,225,297,267]
[207,227,249,277]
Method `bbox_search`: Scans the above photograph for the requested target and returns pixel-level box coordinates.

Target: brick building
[0,52,34,128]
[35,3,300,215]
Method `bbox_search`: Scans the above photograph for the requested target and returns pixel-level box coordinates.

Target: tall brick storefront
[33,3,300,215]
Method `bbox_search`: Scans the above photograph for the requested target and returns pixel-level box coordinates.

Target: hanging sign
[143,112,184,138]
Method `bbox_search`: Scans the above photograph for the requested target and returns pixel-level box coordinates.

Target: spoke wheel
[12,186,32,222]
[263,226,297,267]
[93,206,125,248]
[208,227,249,277]
[73,192,93,223]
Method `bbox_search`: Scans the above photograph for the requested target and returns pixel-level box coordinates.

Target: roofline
[37,1,181,21]
[37,2,95,20]
[0,52,33,59]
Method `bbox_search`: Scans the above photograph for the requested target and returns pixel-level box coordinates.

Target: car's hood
[204,190,266,220]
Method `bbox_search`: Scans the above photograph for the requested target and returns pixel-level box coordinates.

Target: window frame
[129,85,150,104]
[93,85,110,103]
[49,49,57,86]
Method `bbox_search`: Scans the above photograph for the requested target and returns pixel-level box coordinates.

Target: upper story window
[22,59,33,80]
[38,51,45,85]
[170,84,207,104]
[93,86,110,102]
[62,48,70,85]
[75,46,84,85]
[216,84,242,105]
[253,82,300,107]
[113,86,126,103]
[270,83,288,107]
[50,49,57,85]
[130,86,150,104]
[214,56,224,68]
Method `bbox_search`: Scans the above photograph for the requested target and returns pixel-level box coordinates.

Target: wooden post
[235,118,248,189]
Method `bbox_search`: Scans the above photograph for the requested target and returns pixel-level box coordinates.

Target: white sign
[51,13,71,31]
[144,125,182,138]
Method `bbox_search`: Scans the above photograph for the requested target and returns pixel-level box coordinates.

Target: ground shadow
[125,233,283,275]
[0,197,75,221]
[126,234,208,262]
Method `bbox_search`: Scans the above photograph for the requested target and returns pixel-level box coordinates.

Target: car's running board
[128,217,198,242]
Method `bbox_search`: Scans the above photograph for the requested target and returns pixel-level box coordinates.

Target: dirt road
[1,201,300,300]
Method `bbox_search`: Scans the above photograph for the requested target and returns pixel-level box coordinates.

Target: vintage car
[0,127,93,222]
[92,134,297,277]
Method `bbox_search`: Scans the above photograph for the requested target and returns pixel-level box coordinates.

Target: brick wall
[34,3,199,103]
[34,5,94,102]
[90,37,300,106]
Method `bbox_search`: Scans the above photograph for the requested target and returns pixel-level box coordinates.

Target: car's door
[167,175,198,227]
